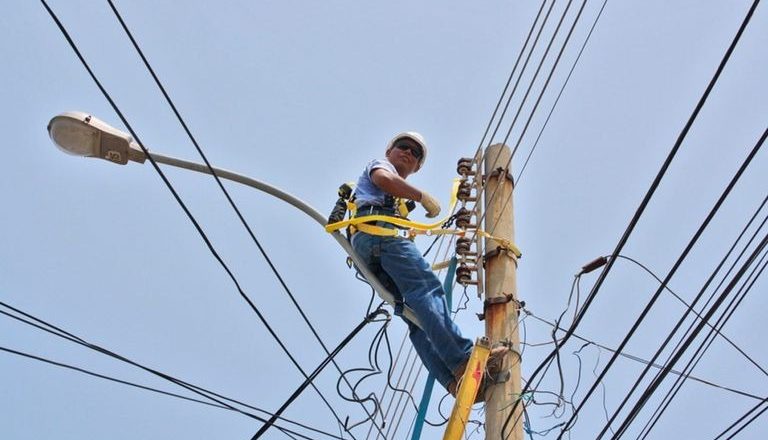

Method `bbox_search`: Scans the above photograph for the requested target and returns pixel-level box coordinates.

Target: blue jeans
[352,231,473,389]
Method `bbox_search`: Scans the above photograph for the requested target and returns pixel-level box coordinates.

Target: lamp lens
[48,118,100,157]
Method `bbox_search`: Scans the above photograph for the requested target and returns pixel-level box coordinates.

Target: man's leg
[352,232,457,389]
[378,237,474,374]
[405,320,455,390]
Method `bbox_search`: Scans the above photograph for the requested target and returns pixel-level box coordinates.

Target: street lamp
[48,111,146,165]
[47,111,421,327]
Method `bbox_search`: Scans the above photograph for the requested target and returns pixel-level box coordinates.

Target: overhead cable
[523,310,764,402]
[616,249,768,378]
[611,228,768,439]
[502,0,762,434]
[483,0,597,235]
[637,243,768,439]
[40,1,352,434]
[0,345,344,440]
[478,0,587,229]
[712,397,768,440]
[472,0,549,158]
[0,303,327,440]
[515,0,609,187]
[589,126,767,439]
[104,1,385,435]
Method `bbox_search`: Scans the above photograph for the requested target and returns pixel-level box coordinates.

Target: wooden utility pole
[482,144,522,440]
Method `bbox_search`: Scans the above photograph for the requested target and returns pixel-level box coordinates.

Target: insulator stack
[457,179,475,201]
[455,207,477,230]
[453,153,485,293]
[455,237,473,256]
[456,263,478,286]
[456,157,474,176]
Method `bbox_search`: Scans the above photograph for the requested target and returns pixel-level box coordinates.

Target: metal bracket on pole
[483,245,519,268]
[475,292,516,320]
[486,167,515,185]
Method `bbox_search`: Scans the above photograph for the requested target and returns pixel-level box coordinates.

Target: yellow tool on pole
[442,337,491,440]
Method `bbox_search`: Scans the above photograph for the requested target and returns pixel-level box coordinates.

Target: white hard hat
[386,131,428,169]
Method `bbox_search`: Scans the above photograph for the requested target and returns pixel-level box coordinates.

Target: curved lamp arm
[48,111,420,328]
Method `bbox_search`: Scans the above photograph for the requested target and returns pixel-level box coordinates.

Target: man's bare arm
[371,168,422,200]
[371,168,441,217]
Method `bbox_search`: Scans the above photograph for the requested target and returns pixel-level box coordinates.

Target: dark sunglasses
[394,143,423,159]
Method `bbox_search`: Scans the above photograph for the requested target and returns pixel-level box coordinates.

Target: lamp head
[48,111,146,164]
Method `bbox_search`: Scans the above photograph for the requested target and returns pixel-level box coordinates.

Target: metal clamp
[476,293,516,320]
[483,246,519,267]
[486,167,515,185]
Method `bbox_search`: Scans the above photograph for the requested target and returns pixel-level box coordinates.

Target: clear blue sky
[1,1,766,439]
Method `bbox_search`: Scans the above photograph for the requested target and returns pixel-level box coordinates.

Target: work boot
[452,345,509,383]
[449,345,509,404]
[485,345,510,377]
[447,378,486,404]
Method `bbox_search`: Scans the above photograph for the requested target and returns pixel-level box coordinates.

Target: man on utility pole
[349,132,509,398]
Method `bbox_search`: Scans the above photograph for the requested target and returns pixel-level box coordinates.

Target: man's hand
[420,192,441,218]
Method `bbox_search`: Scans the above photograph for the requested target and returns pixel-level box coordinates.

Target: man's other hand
[420,192,441,218]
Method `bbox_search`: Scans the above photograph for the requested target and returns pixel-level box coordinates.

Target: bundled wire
[252,309,392,439]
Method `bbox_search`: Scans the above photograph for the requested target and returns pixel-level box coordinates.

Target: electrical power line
[501,0,762,434]
[40,1,356,435]
[478,0,594,234]
[637,242,768,439]
[713,397,768,440]
[0,344,345,440]
[103,1,387,436]
[0,302,324,440]
[586,125,767,439]
[611,228,768,439]
[522,310,764,402]
[615,250,768,378]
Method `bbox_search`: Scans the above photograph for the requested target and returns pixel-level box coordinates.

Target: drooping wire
[570,343,613,437]
[104,1,384,436]
[614,250,768,379]
[522,308,764,402]
[252,309,392,439]
[609,230,768,439]
[0,302,327,440]
[502,0,762,433]
[624,197,768,439]
[39,1,353,435]
[637,246,768,440]
[588,126,767,440]
[0,344,345,440]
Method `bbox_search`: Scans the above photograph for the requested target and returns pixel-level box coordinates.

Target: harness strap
[325,178,461,234]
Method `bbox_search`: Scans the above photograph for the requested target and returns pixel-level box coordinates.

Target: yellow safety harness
[324,178,522,258]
